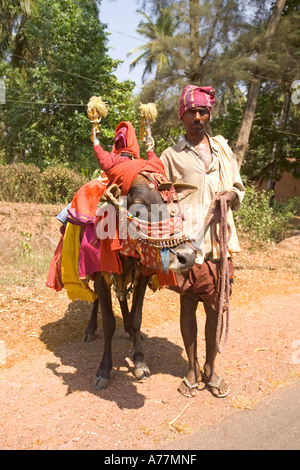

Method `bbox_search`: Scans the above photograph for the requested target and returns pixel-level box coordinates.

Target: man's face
[181,106,210,136]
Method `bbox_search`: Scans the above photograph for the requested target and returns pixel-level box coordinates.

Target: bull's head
[104,174,197,272]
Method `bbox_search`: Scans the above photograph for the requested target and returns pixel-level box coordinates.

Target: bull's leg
[93,274,115,390]
[130,275,150,380]
[82,298,99,343]
[118,298,133,339]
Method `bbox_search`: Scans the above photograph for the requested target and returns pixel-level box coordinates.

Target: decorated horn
[87,96,108,143]
[139,102,158,151]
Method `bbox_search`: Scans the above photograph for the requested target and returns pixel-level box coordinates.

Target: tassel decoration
[87,96,108,142]
[139,102,158,151]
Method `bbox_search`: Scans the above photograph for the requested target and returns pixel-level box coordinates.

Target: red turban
[179,85,215,119]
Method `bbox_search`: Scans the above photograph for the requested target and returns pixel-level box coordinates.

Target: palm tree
[127,7,179,83]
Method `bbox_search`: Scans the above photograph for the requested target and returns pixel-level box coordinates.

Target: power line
[107,28,145,43]
[10,54,105,86]
[9,44,295,90]
[53,68,105,85]
[105,29,295,88]
[3,99,299,139]
[222,117,300,138]
[5,99,85,107]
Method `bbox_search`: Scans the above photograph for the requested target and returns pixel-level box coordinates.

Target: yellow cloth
[212,135,241,259]
[61,223,97,303]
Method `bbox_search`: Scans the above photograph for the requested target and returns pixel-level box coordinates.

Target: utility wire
[3,99,300,139]
[9,37,296,90]
[5,99,85,107]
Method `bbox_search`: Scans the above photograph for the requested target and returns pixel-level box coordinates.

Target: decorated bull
[47,98,197,390]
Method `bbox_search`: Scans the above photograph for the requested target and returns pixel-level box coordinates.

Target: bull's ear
[173,182,198,201]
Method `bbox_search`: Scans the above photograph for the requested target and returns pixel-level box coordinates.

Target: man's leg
[178,291,202,397]
[203,302,229,397]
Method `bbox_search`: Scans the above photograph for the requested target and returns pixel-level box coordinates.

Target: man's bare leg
[178,291,202,397]
[203,303,229,397]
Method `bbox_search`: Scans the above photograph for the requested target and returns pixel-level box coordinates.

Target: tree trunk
[234,0,287,169]
[267,91,291,203]
[233,76,261,169]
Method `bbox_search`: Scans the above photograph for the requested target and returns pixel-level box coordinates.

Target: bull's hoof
[81,333,97,343]
[134,363,150,380]
[93,376,110,390]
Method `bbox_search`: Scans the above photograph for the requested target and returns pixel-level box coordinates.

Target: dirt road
[0,202,299,450]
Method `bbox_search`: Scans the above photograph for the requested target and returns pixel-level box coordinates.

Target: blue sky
[99,0,147,93]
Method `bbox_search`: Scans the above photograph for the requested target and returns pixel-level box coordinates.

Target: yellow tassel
[139,103,158,150]
[87,96,108,142]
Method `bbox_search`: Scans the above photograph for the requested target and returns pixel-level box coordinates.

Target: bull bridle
[101,179,198,302]
[103,183,190,249]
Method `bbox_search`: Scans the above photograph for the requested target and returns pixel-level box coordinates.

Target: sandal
[205,376,229,398]
[178,376,199,398]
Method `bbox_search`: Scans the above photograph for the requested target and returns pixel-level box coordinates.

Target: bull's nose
[168,244,196,272]
[177,250,195,270]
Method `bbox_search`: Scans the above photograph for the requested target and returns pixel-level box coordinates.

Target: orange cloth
[106,157,167,196]
[68,175,109,225]
[46,232,64,292]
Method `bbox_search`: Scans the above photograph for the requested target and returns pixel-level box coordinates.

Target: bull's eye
[128,202,149,221]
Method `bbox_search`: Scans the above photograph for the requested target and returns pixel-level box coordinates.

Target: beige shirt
[161,134,245,264]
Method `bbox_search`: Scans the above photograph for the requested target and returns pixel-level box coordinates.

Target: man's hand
[215,190,237,207]
[92,127,100,146]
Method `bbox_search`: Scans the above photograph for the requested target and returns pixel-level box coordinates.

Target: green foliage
[0,162,87,203]
[134,0,299,184]
[19,231,32,256]
[0,0,136,172]
[128,7,179,82]
[235,185,300,249]
[0,162,42,202]
[41,164,88,204]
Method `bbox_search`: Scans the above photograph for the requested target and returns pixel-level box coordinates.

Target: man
[161,84,245,398]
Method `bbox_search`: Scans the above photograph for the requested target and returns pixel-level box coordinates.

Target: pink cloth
[179,84,215,119]
[114,125,127,150]
[78,224,101,279]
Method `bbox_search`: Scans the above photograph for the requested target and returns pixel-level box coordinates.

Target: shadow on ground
[39,300,186,410]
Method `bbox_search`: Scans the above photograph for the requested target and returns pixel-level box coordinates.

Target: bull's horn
[158,182,173,190]
[106,183,122,206]
[173,182,198,201]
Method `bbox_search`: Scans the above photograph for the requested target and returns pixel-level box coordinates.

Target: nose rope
[199,194,231,354]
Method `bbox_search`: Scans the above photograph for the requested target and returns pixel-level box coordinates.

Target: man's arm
[230,150,245,210]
